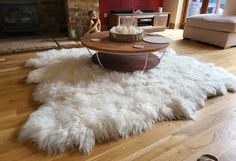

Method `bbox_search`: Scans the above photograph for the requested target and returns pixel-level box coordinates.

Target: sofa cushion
[186,14,236,32]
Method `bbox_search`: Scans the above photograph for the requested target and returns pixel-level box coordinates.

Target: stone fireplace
[0,0,67,36]
[66,0,99,39]
[0,0,39,34]
[0,0,99,40]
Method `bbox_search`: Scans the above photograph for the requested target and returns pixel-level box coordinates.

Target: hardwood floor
[0,29,236,161]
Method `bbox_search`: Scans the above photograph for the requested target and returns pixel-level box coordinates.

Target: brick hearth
[66,0,99,39]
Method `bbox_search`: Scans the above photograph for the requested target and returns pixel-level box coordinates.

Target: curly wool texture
[19,48,236,154]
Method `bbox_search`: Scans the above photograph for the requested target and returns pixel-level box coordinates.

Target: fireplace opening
[0,0,39,36]
[0,0,68,38]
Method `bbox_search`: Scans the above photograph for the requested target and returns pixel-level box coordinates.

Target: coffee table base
[92,52,160,72]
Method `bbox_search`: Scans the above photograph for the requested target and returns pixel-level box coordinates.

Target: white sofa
[183,14,236,48]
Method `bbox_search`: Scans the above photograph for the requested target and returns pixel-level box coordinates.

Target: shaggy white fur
[19,48,236,154]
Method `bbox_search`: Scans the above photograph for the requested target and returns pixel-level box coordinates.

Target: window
[207,0,227,15]
[186,0,227,17]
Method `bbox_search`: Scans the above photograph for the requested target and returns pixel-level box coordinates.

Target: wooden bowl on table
[109,31,144,43]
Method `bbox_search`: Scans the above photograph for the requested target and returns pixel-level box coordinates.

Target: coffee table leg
[87,48,105,69]
[95,52,105,69]
[142,53,149,72]
[159,48,167,60]
[86,48,94,56]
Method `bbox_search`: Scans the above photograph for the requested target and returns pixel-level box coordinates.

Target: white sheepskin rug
[19,48,236,154]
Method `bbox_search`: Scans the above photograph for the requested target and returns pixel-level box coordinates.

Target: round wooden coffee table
[81,31,169,72]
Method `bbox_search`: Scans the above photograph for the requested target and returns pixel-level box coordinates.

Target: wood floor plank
[151,145,192,161]
[182,115,236,161]
[0,147,35,161]
[133,135,186,161]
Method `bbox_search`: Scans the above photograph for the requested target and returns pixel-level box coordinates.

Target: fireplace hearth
[0,0,39,35]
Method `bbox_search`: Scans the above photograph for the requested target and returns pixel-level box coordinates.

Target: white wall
[163,0,179,25]
[176,0,184,27]
[223,0,236,15]
[163,0,185,28]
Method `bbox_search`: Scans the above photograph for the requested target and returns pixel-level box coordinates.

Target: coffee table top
[81,31,169,55]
